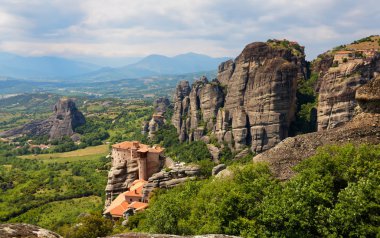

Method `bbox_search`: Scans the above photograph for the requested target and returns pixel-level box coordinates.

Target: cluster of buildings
[104,141,164,219]
[103,179,149,219]
[334,49,377,63]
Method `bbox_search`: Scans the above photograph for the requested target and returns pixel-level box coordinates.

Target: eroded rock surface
[172,40,306,153]
[0,98,85,141]
[142,165,200,201]
[0,223,62,238]
[317,52,380,130]
[253,75,380,180]
[143,97,172,138]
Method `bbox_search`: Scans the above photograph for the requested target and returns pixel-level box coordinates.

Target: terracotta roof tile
[128,201,149,211]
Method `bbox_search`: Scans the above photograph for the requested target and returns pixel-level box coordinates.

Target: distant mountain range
[0,52,230,81]
[0,52,101,79]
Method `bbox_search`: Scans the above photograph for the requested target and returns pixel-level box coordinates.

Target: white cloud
[0,0,378,60]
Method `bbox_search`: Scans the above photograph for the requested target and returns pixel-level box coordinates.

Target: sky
[0,0,379,64]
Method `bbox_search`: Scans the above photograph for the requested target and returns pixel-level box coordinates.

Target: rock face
[153,97,171,114]
[142,165,200,201]
[172,40,306,153]
[0,223,62,238]
[317,52,380,130]
[0,98,85,141]
[212,164,226,176]
[105,154,140,206]
[253,77,380,180]
[143,97,171,138]
[49,98,86,140]
[356,74,380,113]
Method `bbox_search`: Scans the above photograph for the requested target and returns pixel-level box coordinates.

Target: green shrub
[132,144,380,237]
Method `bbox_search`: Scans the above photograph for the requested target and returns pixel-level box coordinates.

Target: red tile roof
[128,201,149,211]
[112,141,163,153]
[104,192,130,216]
[335,50,353,54]
[104,179,148,217]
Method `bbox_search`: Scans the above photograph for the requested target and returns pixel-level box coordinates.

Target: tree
[63,213,113,238]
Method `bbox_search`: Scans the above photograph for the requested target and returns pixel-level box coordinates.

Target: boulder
[212,164,226,176]
[0,223,62,238]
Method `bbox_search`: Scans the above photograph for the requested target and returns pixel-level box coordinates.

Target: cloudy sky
[0,0,379,64]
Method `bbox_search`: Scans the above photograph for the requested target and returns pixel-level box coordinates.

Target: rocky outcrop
[311,53,334,92]
[0,223,62,238]
[0,98,85,141]
[49,98,86,140]
[153,97,171,114]
[207,144,220,162]
[355,74,380,113]
[143,97,172,138]
[172,40,306,153]
[105,155,140,207]
[212,164,226,176]
[253,111,380,180]
[253,75,380,180]
[172,81,191,136]
[142,165,200,201]
[172,77,224,142]
[317,52,380,130]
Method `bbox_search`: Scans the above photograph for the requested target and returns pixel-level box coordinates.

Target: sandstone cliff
[253,75,380,180]
[143,97,171,139]
[0,98,85,141]
[0,223,62,238]
[317,52,380,130]
[172,40,306,153]
[141,164,200,201]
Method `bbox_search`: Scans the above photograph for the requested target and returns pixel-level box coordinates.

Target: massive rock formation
[172,40,306,153]
[49,98,86,140]
[253,75,380,180]
[317,49,380,131]
[0,98,85,141]
[142,97,171,138]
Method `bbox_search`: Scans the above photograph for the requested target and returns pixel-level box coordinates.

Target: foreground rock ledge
[253,112,380,180]
[105,233,240,238]
[0,223,62,238]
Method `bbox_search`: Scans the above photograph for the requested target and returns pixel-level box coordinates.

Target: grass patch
[9,196,103,232]
[20,144,109,163]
